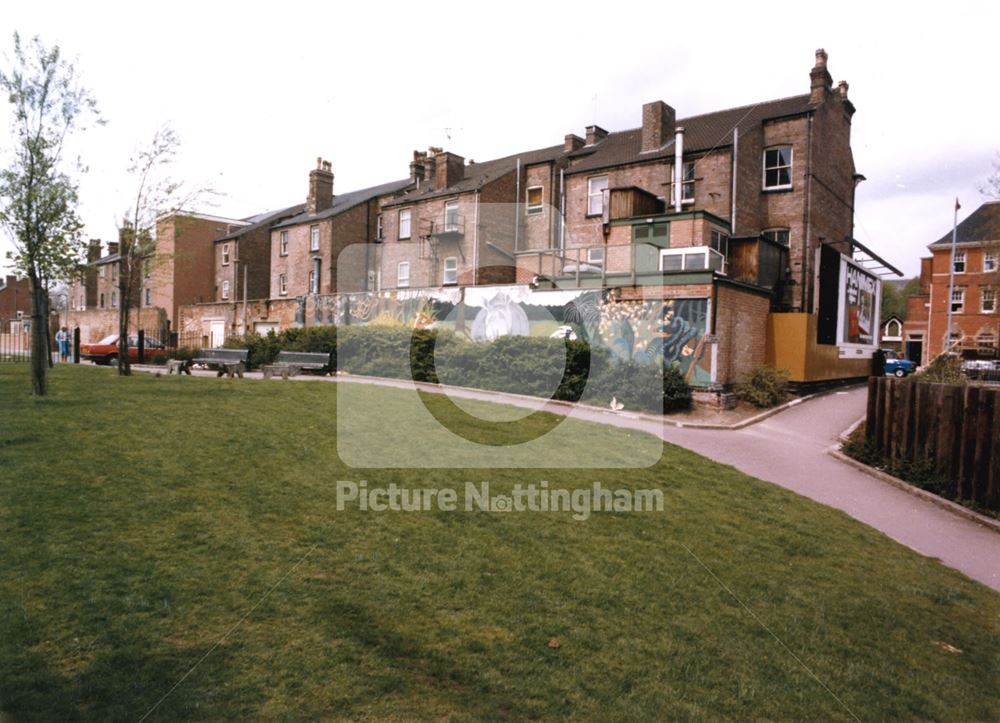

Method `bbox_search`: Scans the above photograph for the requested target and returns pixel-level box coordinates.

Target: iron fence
[0,330,31,362]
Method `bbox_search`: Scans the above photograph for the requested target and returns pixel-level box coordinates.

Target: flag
[956,197,961,211]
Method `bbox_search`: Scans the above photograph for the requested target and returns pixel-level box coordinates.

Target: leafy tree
[880,277,921,323]
[0,33,100,395]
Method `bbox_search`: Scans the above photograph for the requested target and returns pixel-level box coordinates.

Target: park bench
[191,348,249,378]
[262,350,334,380]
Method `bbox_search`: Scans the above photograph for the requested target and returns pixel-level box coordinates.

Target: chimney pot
[815,48,828,68]
[838,80,849,99]
[809,48,833,105]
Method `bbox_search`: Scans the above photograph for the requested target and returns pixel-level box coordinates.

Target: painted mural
[315,284,711,385]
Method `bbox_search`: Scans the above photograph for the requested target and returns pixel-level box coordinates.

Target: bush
[914,354,965,384]
[736,365,790,408]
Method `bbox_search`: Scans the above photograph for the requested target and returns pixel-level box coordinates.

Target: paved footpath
[138,366,1000,592]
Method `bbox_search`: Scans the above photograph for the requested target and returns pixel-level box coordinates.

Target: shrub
[224,332,280,369]
[914,354,965,385]
[736,365,790,408]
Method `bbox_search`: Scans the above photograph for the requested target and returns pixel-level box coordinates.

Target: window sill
[762,185,794,193]
[526,208,543,216]
[584,213,604,219]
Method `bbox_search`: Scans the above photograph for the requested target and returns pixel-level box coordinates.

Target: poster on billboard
[836,255,881,353]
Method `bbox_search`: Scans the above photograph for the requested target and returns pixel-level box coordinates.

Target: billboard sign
[836,255,881,352]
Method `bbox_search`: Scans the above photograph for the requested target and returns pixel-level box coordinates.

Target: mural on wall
[312,284,711,385]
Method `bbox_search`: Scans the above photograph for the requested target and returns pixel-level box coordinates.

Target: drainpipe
[730,128,738,231]
[559,168,566,252]
[673,126,685,213]
[803,114,814,312]
[514,159,521,252]
[472,191,480,285]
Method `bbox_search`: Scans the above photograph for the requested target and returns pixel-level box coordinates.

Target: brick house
[213,203,304,303]
[0,274,31,332]
[903,200,1000,363]
[269,158,411,298]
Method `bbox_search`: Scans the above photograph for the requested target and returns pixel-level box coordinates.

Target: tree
[0,33,99,395]
[116,125,213,376]
[979,151,1000,200]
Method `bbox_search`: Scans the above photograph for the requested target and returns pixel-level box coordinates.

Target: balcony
[516,243,726,289]
[420,214,465,242]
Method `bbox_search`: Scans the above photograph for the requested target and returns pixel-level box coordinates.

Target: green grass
[1,365,999,721]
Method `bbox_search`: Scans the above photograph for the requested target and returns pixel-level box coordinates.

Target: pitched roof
[566,94,814,175]
[382,144,566,208]
[215,203,306,242]
[273,178,413,229]
[930,201,1000,247]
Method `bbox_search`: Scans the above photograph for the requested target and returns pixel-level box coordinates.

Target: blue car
[883,349,917,377]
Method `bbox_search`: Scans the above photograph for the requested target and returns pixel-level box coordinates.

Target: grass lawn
[1,364,999,721]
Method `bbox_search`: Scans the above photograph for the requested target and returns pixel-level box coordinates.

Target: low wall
[68,308,168,344]
[766,312,871,382]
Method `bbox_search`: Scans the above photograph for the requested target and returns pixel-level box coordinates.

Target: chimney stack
[410,150,427,185]
[107,241,120,256]
[810,48,833,105]
[87,240,102,263]
[434,151,465,190]
[585,125,608,146]
[564,133,585,153]
[307,157,335,214]
[641,101,676,154]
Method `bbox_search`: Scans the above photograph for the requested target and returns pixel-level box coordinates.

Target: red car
[80,334,168,365]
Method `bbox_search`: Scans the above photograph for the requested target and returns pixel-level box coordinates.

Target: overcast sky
[2,0,998,278]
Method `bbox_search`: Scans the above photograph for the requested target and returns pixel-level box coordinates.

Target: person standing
[55,326,70,363]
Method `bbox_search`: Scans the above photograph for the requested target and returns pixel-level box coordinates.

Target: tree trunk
[117,255,132,376]
[41,288,54,369]
[28,271,47,396]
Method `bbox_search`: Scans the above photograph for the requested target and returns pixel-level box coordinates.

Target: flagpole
[946,198,960,355]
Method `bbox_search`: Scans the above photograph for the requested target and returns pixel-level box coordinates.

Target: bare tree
[116,125,214,375]
[0,33,100,395]
[980,151,1000,200]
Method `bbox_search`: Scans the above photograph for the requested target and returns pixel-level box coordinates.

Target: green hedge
[222,325,692,415]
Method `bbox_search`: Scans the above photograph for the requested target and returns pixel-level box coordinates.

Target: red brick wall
[714,283,770,385]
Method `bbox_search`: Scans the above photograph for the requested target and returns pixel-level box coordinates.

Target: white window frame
[279,273,288,296]
[308,269,318,294]
[399,209,412,240]
[222,243,231,266]
[279,230,288,256]
[659,246,726,273]
[982,288,996,313]
[111,290,118,309]
[951,288,965,313]
[526,186,543,215]
[444,200,460,232]
[672,161,695,205]
[397,261,410,288]
[112,263,118,282]
[376,213,383,241]
[985,251,997,273]
[587,176,608,216]
[953,250,966,273]
[442,256,459,285]
[711,229,729,258]
[763,146,793,190]
[762,228,790,246]
[222,280,230,300]
[310,224,320,252]
[587,247,604,266]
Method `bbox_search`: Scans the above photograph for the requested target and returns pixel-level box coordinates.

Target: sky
[1,0,998,278]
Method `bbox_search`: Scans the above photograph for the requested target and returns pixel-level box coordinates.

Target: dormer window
[763,146,793,190]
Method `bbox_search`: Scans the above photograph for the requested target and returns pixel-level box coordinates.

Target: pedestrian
[56,326,70,363]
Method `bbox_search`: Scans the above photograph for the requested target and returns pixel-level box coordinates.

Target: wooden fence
[866,376,1000,511]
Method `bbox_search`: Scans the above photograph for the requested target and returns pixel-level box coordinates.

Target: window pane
[662,254,683,271]
[652,222,668,239]
[777,168,790,186]
[634,225,650,240]
[685,252,706,270]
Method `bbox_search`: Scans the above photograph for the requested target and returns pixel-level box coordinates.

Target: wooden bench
[262,351,334,380]
[191,348,249,378]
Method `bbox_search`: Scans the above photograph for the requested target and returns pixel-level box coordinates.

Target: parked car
[80,334,168,365]
[883,349,917,377]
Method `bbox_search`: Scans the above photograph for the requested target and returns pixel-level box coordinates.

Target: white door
[209,321,226,348]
